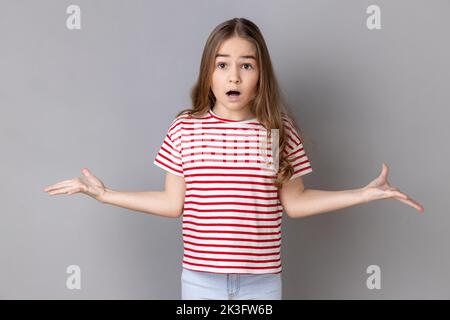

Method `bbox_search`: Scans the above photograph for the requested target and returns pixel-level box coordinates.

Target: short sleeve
[153,119,184,177]
[283,118,313,180]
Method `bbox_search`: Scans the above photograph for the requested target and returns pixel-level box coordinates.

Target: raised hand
[43,168,106,201]
[361,163,424,213]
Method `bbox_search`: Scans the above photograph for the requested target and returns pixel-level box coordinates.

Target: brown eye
[243,63,253,70]
[217,63,226,69]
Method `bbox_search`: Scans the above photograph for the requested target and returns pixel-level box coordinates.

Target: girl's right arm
[43,168,185,219]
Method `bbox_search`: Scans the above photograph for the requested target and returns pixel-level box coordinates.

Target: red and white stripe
[153,108,312,274]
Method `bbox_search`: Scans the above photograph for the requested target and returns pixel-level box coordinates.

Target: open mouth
[226,90,241,96]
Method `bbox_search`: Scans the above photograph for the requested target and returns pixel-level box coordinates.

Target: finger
[48,186,78,195]
[44,182,71,192]
[47,186,71,195]
[381,163,389,180]
[386,188,408,200]
[391,188,425,212]
[44,180,74,191]
[395,196,424,212]
[66,187,81,195]
[52,179,73,186]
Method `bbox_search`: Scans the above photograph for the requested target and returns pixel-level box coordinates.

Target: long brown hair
[175,17,312,189]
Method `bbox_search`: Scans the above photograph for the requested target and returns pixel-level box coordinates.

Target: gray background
[0,0,448,299]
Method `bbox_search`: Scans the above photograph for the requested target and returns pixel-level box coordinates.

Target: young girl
[43,17,424,300]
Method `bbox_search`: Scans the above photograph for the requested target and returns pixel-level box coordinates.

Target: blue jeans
[181,268,282,300]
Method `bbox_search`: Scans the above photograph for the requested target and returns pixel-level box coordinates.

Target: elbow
[286,209,301,219]
[167,206,182,218]
[282,199,302,219]
[173,210,183,219]
[172,203,184,218]
[284,202,305,219]
[164,192,184,218]
[284,204,297,219]
[280,184,307,219]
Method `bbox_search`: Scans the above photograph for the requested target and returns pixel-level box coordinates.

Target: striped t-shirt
[153,107,313,274]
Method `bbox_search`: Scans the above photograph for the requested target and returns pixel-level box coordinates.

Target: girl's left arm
[279,163,425,219]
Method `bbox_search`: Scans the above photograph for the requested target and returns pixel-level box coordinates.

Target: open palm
[362,163,424,212]
[43,168,106,201]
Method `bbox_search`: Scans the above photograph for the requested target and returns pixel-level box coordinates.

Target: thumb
[81,167,102,186]
[380,162,389,179]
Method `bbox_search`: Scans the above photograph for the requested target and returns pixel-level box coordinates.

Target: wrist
[358,187,371,204]
[97,187,112,204]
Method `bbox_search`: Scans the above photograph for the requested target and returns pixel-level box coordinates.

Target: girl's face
[211,36,259,116]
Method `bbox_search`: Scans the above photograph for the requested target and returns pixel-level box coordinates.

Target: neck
[212,104,255,121]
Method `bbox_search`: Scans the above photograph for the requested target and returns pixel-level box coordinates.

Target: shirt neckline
[208,107,257,123]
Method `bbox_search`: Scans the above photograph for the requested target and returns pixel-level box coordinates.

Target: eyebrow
[215,53,257,60]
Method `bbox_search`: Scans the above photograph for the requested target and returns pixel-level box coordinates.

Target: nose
[228,65,241,84]
[229,77,240,84]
